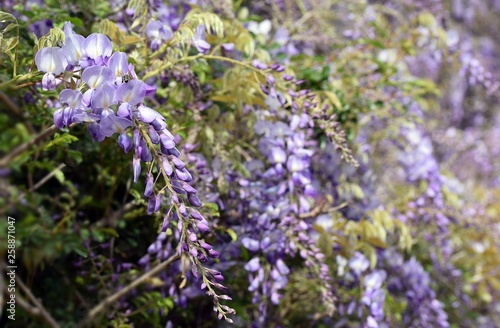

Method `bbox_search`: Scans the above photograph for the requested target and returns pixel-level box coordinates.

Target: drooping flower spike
[33,21,234,322]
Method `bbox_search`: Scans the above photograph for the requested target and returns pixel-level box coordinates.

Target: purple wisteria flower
[62,22,85,69]
[222,83,336,324]
[108,52,129,84]
[91,83,116,112]
[349,252,370,275]
[193,25,210,54]
[35,47,67,90]
[34,22,236,322]
[146,21,173,51]
[100,114,132,137]
[383,251,450,328]
[82,33,113,66]
[29,19,54,39]
[81,65,114,100]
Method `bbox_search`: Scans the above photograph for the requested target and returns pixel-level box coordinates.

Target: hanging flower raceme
[226,103,335,324]
[34,22,234,323]
[35,47,67,91]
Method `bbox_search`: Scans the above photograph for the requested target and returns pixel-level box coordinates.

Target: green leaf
[66,17,83,28]
[226,228,238,242]
[0,11,16,23]
[54,170,65,184]
[130,189,142,201]
[324,91,342,110]
[44,133,79,149]
[3,23,18,34]
[73,245,88,258]
[98,228,119,237]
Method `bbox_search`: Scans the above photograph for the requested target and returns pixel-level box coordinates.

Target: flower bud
[208,249,220,258]
[161,214,171,232]
[197,221,210,232]
[144,173,154,196]
[160,134,175,149]
[171,156,185,169]
[266,74,275,85]
[199,241,212,250]
[151,119,166,131]
[190,248,198,257]
[118,132,132,153]
[132,155,141,183]
[188,194,202,208]
[221,43,234,52]
[160,157,173,176]
[133,128,141,147]
[178,203,188,217]
[140,141,152,162]
[147,240,162,254]
[214,274,224,283]
[167,147,181,157]
[148,125,160,144]
[253,60,268,70]
[198,254,208,263]
[176,168,190,181]
[154,194,162,212]
[147,194,156,214]
[189,209,204,221]
[182,182,197,194]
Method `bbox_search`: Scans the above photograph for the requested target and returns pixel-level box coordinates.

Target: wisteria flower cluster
[34,21,234,321]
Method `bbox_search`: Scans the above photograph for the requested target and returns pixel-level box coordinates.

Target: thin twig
[0,91,36,134]
[17,277,60,328]
[0,124,62,167]
[299,202,348,219]
[16,294,42,316]
[92,201,136,228]
[29,163,66,192]
[76,253,180,328]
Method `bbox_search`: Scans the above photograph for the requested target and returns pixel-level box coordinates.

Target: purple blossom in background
[383,251,450,328]
[193,25,210,54]
[146,21,173,51]
[29,19,53,38]
[218,90,336,324]
[361,270,387,325]
[349,252,370,275]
